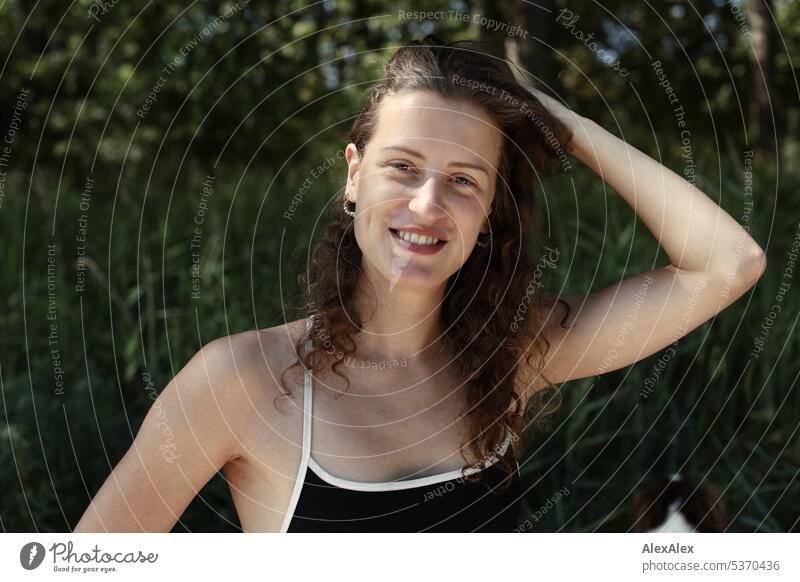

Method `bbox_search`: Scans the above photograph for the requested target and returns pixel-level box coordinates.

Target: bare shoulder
[72,318,312,532]
[200,317,311,460]
[209,316,309,389]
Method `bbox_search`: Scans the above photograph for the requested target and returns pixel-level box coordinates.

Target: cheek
[452,197,489,233]
[352,192,391,250]
[356,179,406,230]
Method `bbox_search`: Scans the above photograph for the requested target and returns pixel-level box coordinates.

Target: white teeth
[395,229,440,246]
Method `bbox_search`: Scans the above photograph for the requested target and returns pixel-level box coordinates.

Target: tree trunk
[747,0,778,162]
[469,0,508,59]
[507,0,563,97]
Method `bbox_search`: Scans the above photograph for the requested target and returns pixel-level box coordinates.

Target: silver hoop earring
[475,233,490,247]
[343,198,356,217]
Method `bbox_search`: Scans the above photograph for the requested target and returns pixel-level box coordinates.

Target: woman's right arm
[74,335,251,532]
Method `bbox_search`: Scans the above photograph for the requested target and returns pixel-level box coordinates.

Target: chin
[379,261,451,291]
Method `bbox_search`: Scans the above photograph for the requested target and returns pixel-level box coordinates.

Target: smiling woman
[75,32,765,534]
[273,33,579,531]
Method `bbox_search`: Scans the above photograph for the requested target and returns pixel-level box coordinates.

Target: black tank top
[280,316,523,533]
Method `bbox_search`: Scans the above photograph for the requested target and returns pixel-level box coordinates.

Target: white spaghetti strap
[278,314,315,533]
[301,314,314,452]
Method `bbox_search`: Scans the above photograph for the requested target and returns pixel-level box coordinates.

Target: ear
[344,143,361,203]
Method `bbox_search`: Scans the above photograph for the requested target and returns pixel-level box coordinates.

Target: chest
[310,364,479,481]
[221,362,486,531]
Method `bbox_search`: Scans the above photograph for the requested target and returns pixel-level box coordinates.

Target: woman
[75,34,765,533]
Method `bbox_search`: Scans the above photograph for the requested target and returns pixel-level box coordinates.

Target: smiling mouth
[389,228,448,253]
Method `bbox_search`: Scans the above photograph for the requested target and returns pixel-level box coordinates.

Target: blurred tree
[0,0,796,186]
[748,0,779,162]
[508,0,563,97]
[469,0,509,57]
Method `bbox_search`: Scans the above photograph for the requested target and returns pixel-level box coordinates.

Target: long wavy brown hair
[279,32,573,492]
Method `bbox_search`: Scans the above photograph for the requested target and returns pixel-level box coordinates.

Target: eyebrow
[380,145,492,179]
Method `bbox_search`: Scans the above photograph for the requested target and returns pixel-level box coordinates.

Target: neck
[351,263,448,363]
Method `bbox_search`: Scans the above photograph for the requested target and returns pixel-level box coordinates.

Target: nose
[407,172,447,221]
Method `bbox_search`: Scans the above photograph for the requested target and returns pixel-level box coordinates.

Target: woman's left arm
[521,89,767,391]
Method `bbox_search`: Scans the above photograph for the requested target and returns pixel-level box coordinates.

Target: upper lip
[390,225,449,241]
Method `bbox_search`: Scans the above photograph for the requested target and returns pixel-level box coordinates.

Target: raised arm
[74,335,252,532]
[520,89,766,395]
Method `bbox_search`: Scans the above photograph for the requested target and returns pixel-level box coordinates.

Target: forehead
[369,90,502,171]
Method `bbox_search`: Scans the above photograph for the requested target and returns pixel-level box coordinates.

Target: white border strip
[306,432,513,492]
[278,317,315,533]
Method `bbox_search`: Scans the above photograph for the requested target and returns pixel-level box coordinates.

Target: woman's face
[344,89,502,291]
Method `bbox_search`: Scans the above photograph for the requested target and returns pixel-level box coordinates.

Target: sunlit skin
[343,90,504,363]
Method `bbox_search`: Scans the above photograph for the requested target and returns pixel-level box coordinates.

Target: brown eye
[452,175,477,188]
[389,162,413,173]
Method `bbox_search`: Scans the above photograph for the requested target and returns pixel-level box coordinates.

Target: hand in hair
[527,86,587,152]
